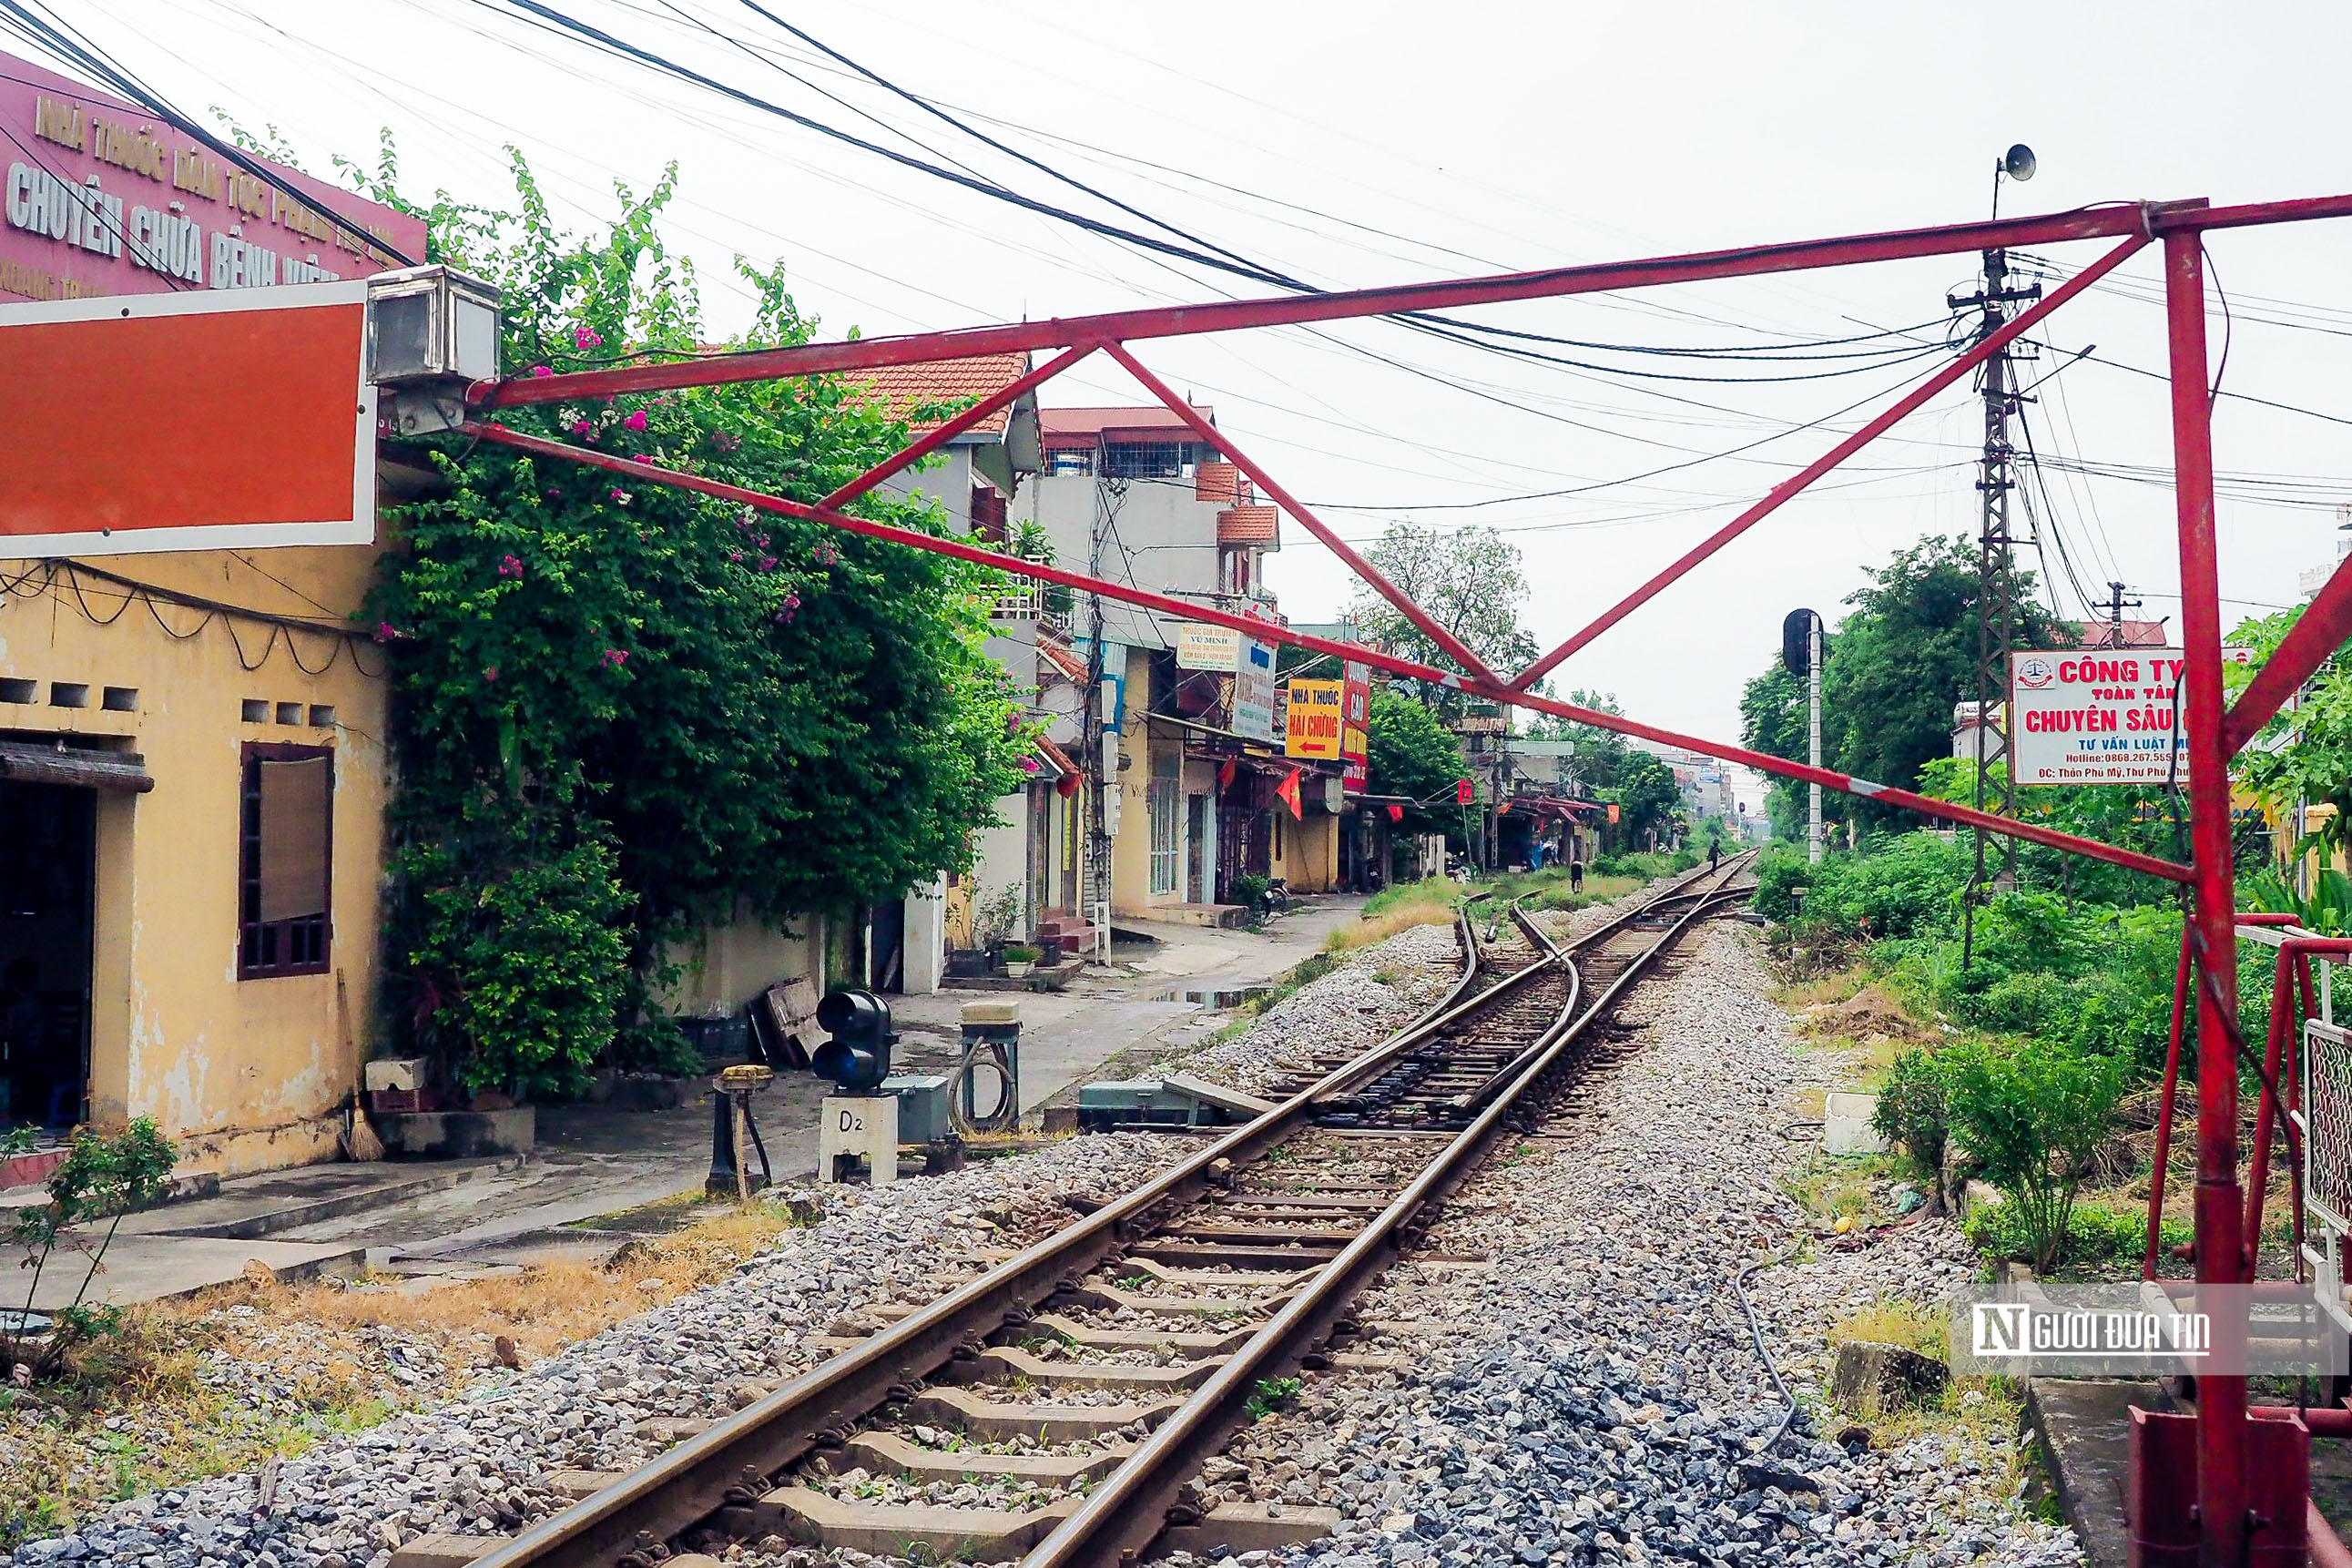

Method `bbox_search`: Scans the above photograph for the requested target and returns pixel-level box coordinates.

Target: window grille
[239,743,332,979]
[1147,753,1180,896]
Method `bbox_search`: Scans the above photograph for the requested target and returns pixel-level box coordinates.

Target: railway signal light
[812,988,895,1094]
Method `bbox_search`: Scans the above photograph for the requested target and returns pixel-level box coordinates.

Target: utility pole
[1807,610,1824,865]
[1954,197,2044,969]
[2103,580,2143,647]
[1082,477,1123,931]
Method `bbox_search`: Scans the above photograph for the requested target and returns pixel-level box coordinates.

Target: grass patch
[1828,1298,1949,1360]
[1961,1196,2187,1278]
[1788,1151,1890,1229]
[1329,865,1655,955]
[1329,883,1461,952]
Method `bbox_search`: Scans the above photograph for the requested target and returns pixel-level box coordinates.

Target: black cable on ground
[1733,1243,1807,1460]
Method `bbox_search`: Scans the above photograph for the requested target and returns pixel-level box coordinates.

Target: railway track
[452,856,1755,1568]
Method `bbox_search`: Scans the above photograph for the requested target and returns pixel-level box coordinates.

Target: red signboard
[1455,779,1474,806]
[1340,659,1371,792]
[0,50,424,304]
[0,287,374,554]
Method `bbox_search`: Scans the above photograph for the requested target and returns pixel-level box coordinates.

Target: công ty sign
[2008,648,2245,786]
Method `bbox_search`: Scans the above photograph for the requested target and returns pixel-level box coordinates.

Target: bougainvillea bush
[361,149,1025,1095]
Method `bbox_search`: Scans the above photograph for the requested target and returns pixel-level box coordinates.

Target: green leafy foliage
[1752,835,1967,938]
[370,150,1025,1094]
[1364,687,1467,840]
[1940,1037,2128,1272]
[1872,1048,1950,1210]
[1962,1197,2186,1271]
[1742,535,2058,837]
[2228,602,2352,865]
[1600,749,1682,853]
[4,1121,176,1378]
[401,840,633,1096]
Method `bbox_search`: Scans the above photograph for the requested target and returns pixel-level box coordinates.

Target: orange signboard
[0,284,373,555]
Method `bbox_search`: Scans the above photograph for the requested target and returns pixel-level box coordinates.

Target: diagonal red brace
[1098,340,1505,687]
[1508,232,2149,689]
[2224,545,2352,753]
[820,343,1095,512]
[461,419,2189,885]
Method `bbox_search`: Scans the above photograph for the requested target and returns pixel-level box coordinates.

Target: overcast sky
[31,1,2352,802]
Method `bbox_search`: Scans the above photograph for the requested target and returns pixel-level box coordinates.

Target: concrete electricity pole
[1807,610,1824,865]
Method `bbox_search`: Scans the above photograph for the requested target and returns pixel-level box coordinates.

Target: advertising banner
[1340,660,1371,791]
[1285,677,1344,759]
[1232,635,1278,741]
[1176,622,1242,671]
[2009,649,2247,785]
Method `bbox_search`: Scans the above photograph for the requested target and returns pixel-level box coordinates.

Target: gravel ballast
[3,1135,1189,1568]
[1186,922,2082,1568]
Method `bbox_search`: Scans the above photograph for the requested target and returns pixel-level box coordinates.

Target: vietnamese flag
[1386,803,1404,822]
[1276,768,1303,820]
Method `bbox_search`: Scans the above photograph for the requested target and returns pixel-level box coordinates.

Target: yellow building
[0,551,390,1176]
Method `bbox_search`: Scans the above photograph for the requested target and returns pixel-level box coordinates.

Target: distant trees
[1348,524,1537,696]
[1740,535,2056,840]
[1365,687,1469,843]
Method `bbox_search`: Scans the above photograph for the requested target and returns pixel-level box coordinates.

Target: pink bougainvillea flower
[727,550,743,563]
[574,325,604,350]
[622,410,648,433]
[570,419,594,437]
[545,487,562,499]
[758,555,778,570]
[609,488,631,505]
[483,666,499,683]
[530,364,553,377]
[783,593,801,610]
[601,648,629,667]
[373,622,398,643]
[497,554,524,579]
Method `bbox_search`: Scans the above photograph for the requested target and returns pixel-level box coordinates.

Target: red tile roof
[1217,505,1278,545]
[1040,404,1214,443]
[2072,618,2171,648]
[857,353,1032,436]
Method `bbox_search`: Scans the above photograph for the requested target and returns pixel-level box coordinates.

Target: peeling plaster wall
[3,545,390,1179]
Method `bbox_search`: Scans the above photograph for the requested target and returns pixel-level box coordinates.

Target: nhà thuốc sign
[1286,677,1343,759]
[0,49,424,304]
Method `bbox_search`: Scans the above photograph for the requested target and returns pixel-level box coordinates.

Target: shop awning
[0,740,153,792]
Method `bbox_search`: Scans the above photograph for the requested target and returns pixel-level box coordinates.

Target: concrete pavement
[4,896,1363,1304]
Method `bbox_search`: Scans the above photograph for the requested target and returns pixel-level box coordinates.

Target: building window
[1047,446,1095,475]
[239,743,332,979]
[1103,440,1190,479]
[1147,752,1180,897]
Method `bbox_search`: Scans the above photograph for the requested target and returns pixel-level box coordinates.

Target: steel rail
[1455,854,1755,1119]
[463,896,1521,1568]
[1020,859,1754,1567]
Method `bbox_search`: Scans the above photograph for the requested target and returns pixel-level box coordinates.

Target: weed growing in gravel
[1245,1376,1301,1420]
